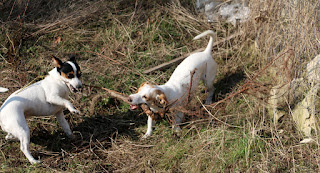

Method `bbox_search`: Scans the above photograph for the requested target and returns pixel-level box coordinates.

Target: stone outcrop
[268,55,320,138]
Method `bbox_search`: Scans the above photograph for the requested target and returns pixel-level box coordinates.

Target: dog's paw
[141,133,151,139]
[30,159,41,165]
[172,125,182,133]
[69,108,80,114]
[68,133,76,140]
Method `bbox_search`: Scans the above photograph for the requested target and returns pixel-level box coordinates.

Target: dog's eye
[142,95,147,99]
[67,73,74,78]
[77,71,82,78]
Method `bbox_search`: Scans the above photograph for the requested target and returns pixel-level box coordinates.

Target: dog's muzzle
[128,96,138,110]
[67,83,81,93]
[130,104,138,110]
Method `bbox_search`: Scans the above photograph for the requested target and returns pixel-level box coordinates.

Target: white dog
[0,87,8,92]
[128,30,218,138]
[0,56,82,164]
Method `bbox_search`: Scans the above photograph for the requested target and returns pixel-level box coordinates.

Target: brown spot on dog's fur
[52,56,62,68]
[142,95,149,101]
[147,89,168,108]
[61,71,75,79]
[61,72,68,78]
[155,89,168,105]
[137,82,154,93]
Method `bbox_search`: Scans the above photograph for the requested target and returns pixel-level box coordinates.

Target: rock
[268,54,320,137]
[195,0,250,25]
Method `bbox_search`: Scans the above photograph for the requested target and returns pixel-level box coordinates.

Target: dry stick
[208,48,294,107]
[84,84,154,117]
[143,31,243,74]
[7,0,17,20]
[186,68,196,103]
[30,15,75,37]
[85,84,129,103]
[22,0,29,20]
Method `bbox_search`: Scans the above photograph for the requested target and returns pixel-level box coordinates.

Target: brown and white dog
[128,30,218,138]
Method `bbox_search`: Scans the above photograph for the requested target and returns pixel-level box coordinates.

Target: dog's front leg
[142,115,155,139]
[55,111,75,139]
[47,96,80,114]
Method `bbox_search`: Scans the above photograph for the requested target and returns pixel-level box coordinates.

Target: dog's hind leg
[202,60,217,105]
[55,111,75,139]
[5,116,40,164]
[205,85,215,105]
[203,72,216,105]
[19,129,40,164]
[172,111,184,133]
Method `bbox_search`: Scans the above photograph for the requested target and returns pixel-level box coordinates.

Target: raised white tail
[193,30,216,53]
[0,87,8,92]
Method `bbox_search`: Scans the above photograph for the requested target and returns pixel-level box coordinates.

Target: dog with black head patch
[0,55,82,164]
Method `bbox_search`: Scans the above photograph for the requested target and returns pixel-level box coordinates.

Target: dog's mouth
[67,83,78,93]
[130,104,139,110]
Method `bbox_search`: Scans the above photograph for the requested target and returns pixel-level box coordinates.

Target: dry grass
[0,0,320,172]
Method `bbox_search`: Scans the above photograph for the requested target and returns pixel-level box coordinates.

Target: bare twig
[85,84,129,104]
[8,0,17,20]
[186,68,196,103]
[84,84,158,119]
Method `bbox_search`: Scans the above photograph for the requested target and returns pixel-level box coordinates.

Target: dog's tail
[0,87,8,93]
[193,30,216,53]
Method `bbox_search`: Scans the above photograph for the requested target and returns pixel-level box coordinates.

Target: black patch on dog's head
[51,55,81,79]
[68,55,81,78]
[60,63,75,79]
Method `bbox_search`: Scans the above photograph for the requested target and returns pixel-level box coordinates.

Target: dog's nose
[128,97,132,103]
[76,85,82,89]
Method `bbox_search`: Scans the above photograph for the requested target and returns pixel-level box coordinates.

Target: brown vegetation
[0,0,320,172]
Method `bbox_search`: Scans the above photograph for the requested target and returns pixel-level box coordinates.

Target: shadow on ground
[28,103,147,165]
[213,70,246,101]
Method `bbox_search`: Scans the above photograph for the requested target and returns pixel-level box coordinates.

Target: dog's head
[52,55,82,93]
[128,83,168,112]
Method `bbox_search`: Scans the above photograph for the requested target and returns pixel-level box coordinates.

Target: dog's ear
[155,90,168,106]
[137,82,153,93]
[69,55,76,62]
[51,56,63,68]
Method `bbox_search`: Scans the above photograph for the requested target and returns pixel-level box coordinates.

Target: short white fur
[0,87,8,92]
[0,57,81,164]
